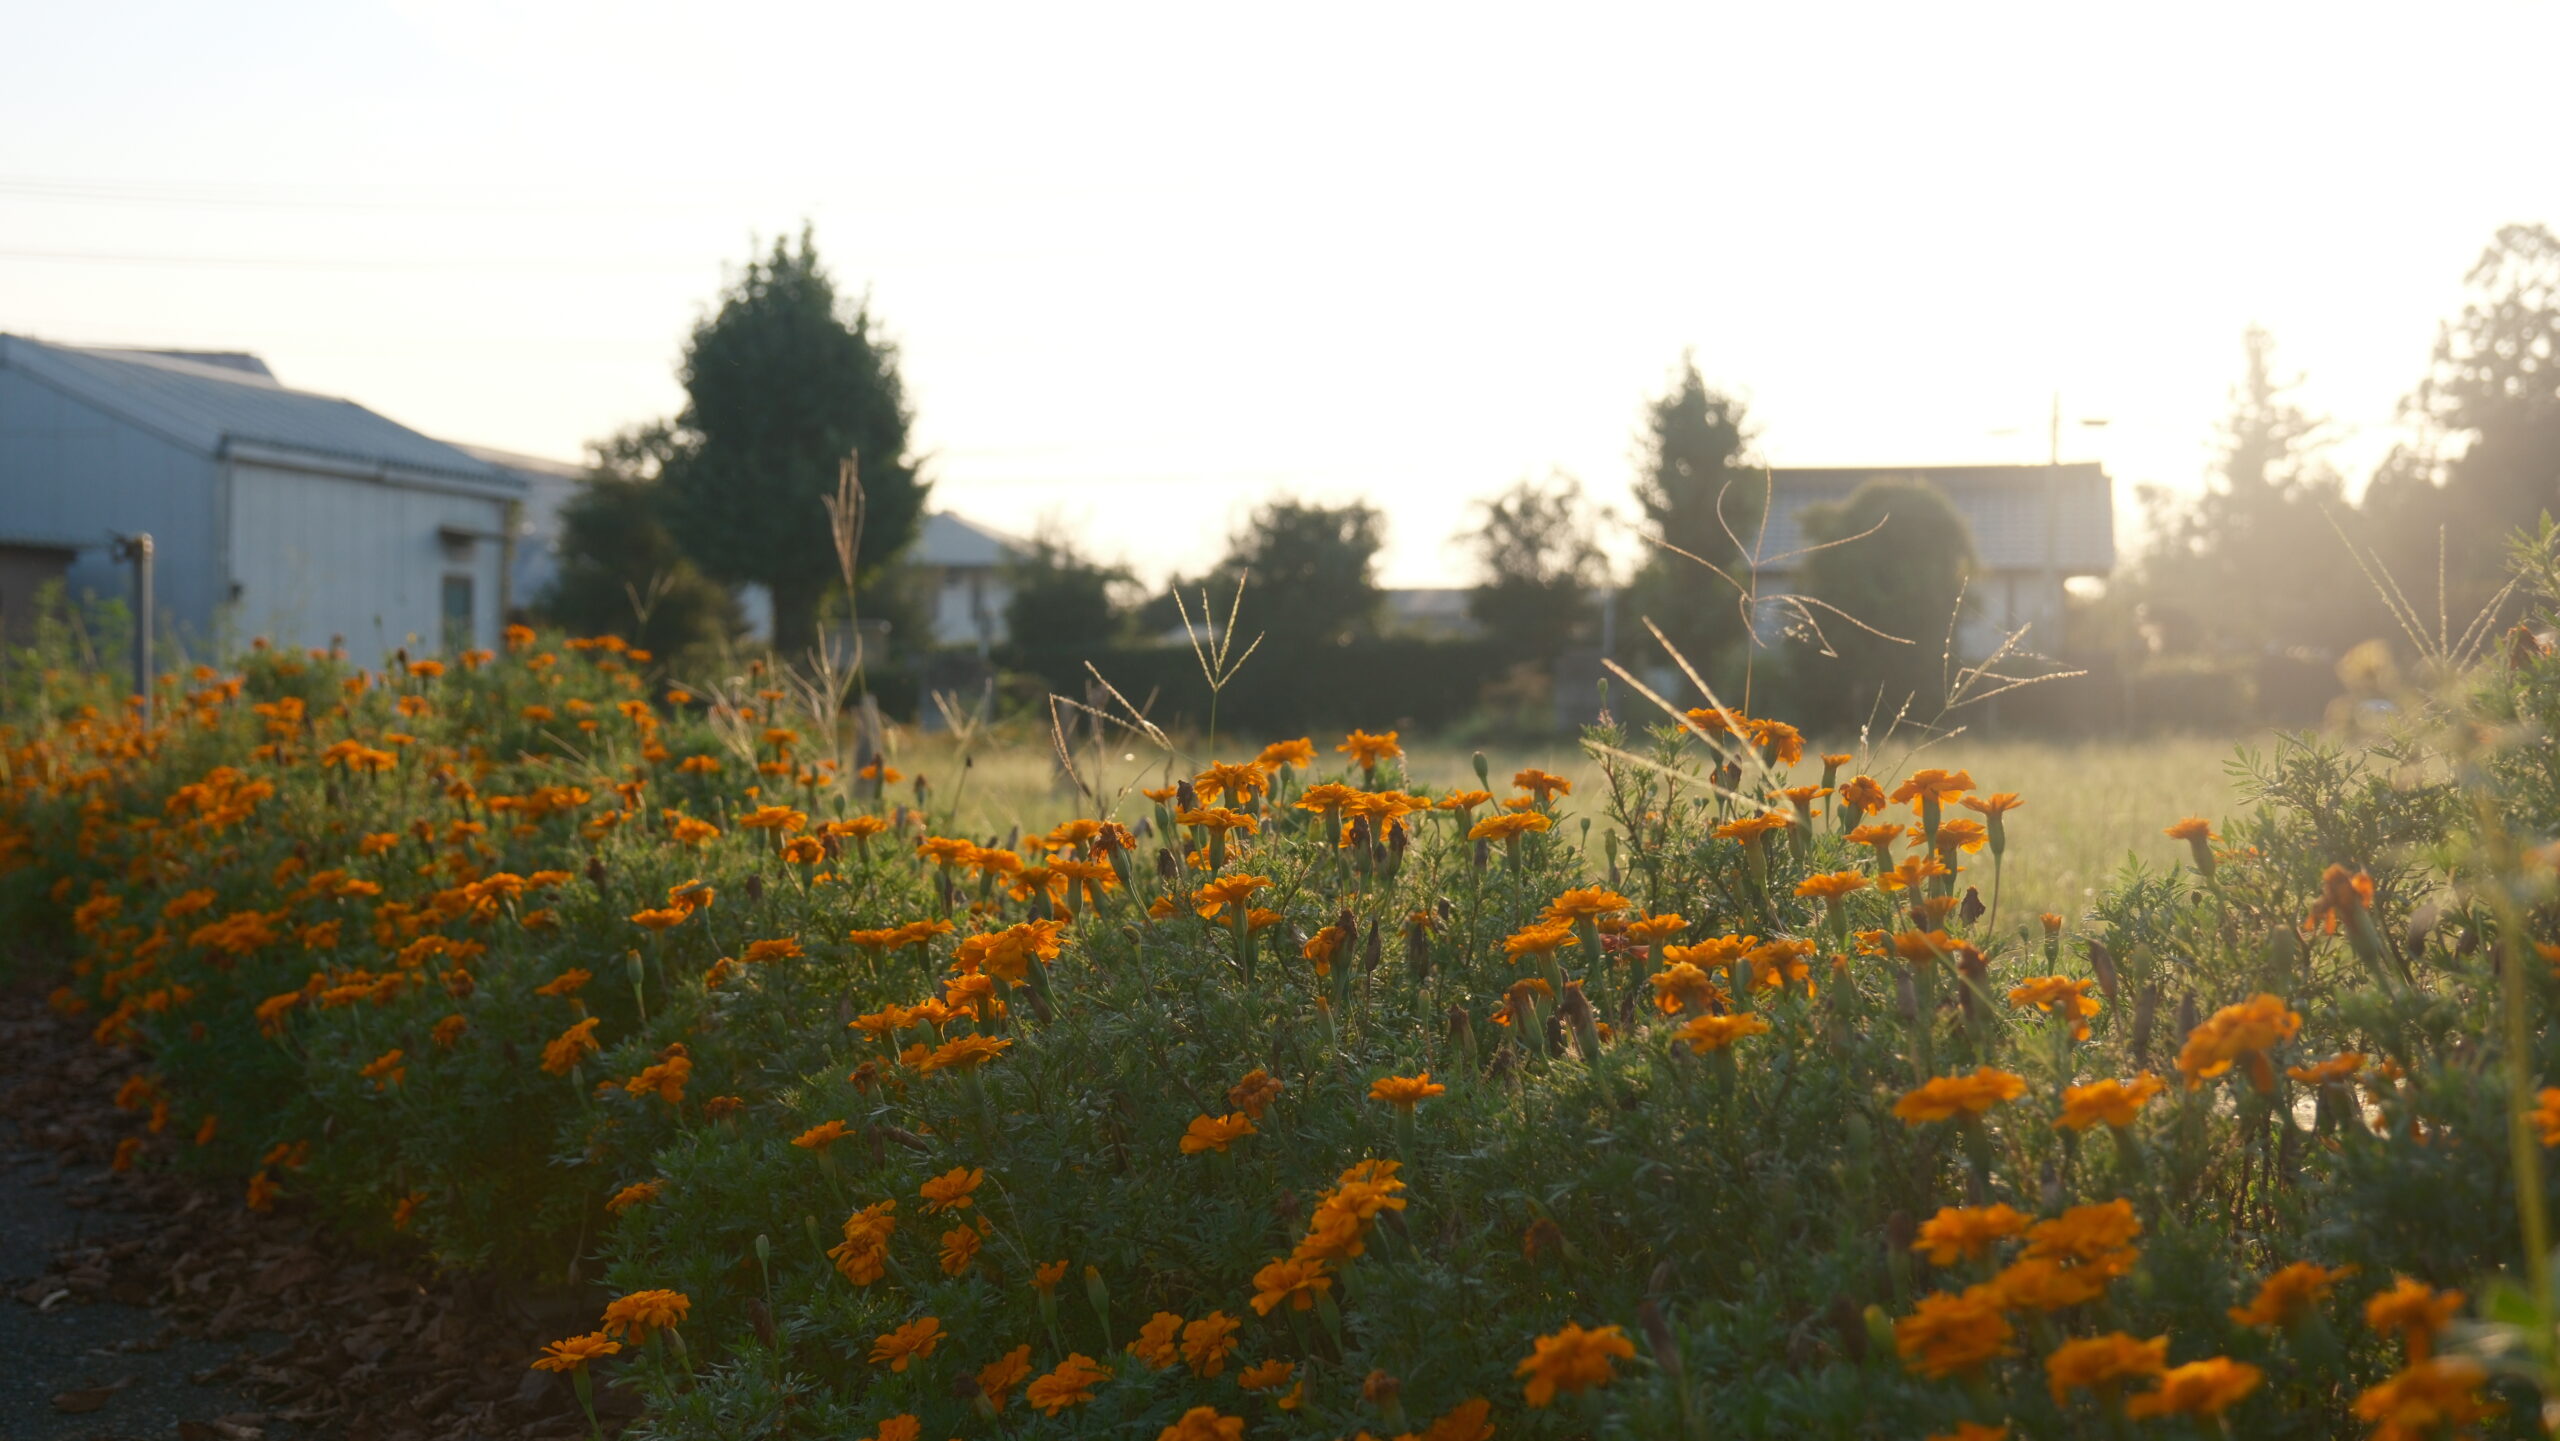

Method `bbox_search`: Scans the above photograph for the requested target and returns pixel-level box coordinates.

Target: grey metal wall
[0,365,225,649]
[226,460,509,658]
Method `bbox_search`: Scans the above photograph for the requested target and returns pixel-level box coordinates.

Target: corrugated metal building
[1756,464,2114,657]
[0,335,525,657]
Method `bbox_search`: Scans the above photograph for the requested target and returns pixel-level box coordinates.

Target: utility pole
[110,532,154,721]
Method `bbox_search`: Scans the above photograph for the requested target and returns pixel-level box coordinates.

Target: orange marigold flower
[1926,817,1990,854]
[1368,1072,1447,1109]
[1674,1013,1769,1053]
[1239,1358,1294,1391]
[1181,1112,1256,1154]
[738,804,807,833]
[2230,1261,2355,1329]
[1338,729,1403,769]
[1893,1067,2026,1123]
[1193,761,1269,802]
[531,1332,621,1373]
[939,1224,982,1275]
[1468,811,1551,842]
[1180,1311,1241,1377]
[2020,1199,2142,1282]
[1891,768,1975,807]
[1129,1311,1184,1368]
[2162,816,2216,843]
[792,1120,852,1151]
[1714,812,1793,843]
[600,1288,690,1340]
[2534,1087,2560,1147]
[920,1034,1011,1073]
[1228,1068,1284,1119]
[1959,791,2023,818]
[919,1165,985,1212]
[1837,775,1890,816]
[2045,1331,2167,1407]
[1987,1255,2114,1312]
[2287,1052,2365,1087]
[2007,975,2101,1040]
[541,1016,602,1075]
[861,1418,920,1441]
[2057,1073,2165,1131]
[978,1343,1033,1411]
[1621,912,1686,944]
[1541,886,1629,924]
[1894,1286,2014,1378]
[1190,873,1269,919]
[1912,1204,2030,1265]
[1025,1353,1111,1414]
[2175,993,2301,1092]
[1257,737,1316,769]
[869,1316,943,1371]
[1157,1407,1244,1441]
[1794,870,1869,902]
[1513,767,1572,801]
[534,967,591,998]
[2308,863,2377,934]
[1250,1256,1332,1314]
[1515,1321,1636,1407]
[2353,1356,2492,1434]
[605,1179,661,1214]
[2365,1276,2464,1361]
[628,906,689,932]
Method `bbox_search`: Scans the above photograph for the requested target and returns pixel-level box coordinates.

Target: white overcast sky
[4,1,2553,587]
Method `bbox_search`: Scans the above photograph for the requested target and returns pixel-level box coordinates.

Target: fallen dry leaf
[52,1385,117,1413]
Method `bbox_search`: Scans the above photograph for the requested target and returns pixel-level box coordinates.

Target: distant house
[1380,587,1482,640]
[0,335,526,656]
[907,512,1024,651]
[1755,464,2114,658]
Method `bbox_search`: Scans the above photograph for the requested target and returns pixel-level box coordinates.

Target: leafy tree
[2364,223,2560,640]
[1626,354,1761,675]
[1190,498,1386,655]
[657,230,926,654]
[2131,327,2359,656]
[1460,473,1610,660]
[535,427,742,657]
[1786,478,1975,726]
[1001,531,1133,687]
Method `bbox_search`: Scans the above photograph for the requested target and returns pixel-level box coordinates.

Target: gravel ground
[0,1146,287,1439]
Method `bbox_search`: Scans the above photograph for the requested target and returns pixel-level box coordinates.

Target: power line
[0,247,710,272]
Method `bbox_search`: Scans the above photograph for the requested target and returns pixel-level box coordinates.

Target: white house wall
[225,461,508,657]
[0,365,225,644]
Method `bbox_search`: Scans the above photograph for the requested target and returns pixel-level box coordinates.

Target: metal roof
[912,510,1023,569]
[1753,464,2114,576]
[0,334,514,489]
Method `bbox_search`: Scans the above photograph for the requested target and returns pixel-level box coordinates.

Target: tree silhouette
[1626,354,1760,678]
[658,230,926,654]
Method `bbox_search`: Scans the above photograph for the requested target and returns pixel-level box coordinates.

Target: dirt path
[0,983,609,1441]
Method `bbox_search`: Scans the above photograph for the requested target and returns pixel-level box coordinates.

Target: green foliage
[31,536,2560,1437]
[1179,498,1386,656]
[1783,477,1975,728]
[1626,354,1759,679]
[1461,473,1609,661]
[536,430,743,661]
[656,230,927,653]
[1000,533,1132,686]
